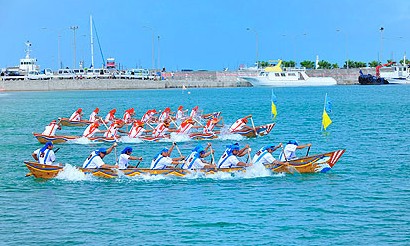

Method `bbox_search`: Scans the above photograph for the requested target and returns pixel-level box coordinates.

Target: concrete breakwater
[0,68,370,91]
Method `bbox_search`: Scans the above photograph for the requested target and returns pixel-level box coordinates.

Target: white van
[125,68,150,79]
[57,69,75,79]
[27,70,52,80]
[85,68,111,79]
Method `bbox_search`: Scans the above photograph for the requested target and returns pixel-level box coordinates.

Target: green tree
[368,61,379,67]
[318,60,332,69]
[282,60,296,67]
[259,61,269,68]
[300,60,315,69]
[345,60,367,68]
[331,63,339,69]
[399,59,410,65]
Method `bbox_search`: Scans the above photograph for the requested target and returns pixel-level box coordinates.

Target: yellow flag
[271,101,277,119]
[271,90,277,119]
[322,109,332,131]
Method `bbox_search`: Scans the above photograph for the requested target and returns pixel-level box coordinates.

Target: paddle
[193,118,204,127]
[247,147,253,166]
[135,161,141,168]
[145,121,156,130]
[280,147,299,174]
[249,116,258,137]
[174,142,183,157]
[99,117,110,130]
[173,142,183,168]
[99,117,122,143]
[170,118,180,128]
[209,145,215,165]
[306,146,311,157]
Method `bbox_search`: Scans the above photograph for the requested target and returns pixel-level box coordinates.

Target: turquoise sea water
[0,86,409,245]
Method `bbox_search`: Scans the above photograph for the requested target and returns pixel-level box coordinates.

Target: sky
[1,0,410,71]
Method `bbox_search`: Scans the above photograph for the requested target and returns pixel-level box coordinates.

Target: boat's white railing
[283,67,306,72]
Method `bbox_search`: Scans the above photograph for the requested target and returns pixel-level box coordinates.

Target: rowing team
[43,113,257,139]
[32,140,312,170]
[68,105,213,125]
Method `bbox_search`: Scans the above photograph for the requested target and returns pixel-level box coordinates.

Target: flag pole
[321,93,327,132]
[271,89,273,119]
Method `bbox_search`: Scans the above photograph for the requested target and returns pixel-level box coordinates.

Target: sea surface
[0,86,409,245]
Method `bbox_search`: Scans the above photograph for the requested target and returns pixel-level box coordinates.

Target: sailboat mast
[90,15,95,68]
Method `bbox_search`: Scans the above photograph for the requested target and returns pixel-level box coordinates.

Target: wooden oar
[173,142,184,168]
[174,142,183,157]
[249,116,258,137]
[135,161,141,168]
[280,147,299,174]
[209,145,215,165]
[247,148,252,166]
[99,119,120,162]
[193,118,204,127]
[306,146,311,157]
[145,122,156,130]
[170,118,180,128]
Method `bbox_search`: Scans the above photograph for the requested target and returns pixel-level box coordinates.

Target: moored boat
[241,60,337,87]
[23,149,345,179]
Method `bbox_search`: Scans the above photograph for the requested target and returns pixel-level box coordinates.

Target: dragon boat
[226,123,275,138]
[33,133,117,144]
[58,118,93,127]
[24,149,345,179]
[33,122,274,144]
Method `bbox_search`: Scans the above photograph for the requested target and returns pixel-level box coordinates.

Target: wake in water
[54,163,286,182]
[55,164,90,181]
[120,136,144,144]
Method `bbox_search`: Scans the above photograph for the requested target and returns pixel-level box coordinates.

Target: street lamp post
[246,28,259,68]
[144,26,155,70]
[70,26,79,69]
[41,27,63,69]
[336,29,349,69]
[58,32,62,69]
[157,35,161,71]
[380,27,384,64]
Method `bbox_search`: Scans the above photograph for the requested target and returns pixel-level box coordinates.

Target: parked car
[42,68,54,76]
[57,69,75,79]
[124,69,150,79]
[73,69,85,75]
[27,70,52,80]
[2,70,25,80]
[85,68,111,79]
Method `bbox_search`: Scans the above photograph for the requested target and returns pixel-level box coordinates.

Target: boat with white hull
[241,60,337,87]
[379,65,410,84]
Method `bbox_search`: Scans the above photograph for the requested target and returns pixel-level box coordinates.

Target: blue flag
[325,97,332,113]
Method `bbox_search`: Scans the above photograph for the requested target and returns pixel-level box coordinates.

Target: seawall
[0,68,373,91]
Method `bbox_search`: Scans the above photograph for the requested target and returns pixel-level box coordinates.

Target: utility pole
[336,29,349,69]
[90,15,95,68]
[380,27,384,64]
[70,26,79,69]
[246,28,259,68]
[157,35,161,70]
[143,26,155,70]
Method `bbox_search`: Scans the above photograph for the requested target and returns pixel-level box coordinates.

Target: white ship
[18,41,40,74]
[241,60,337,87]
[379,57,410,84]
